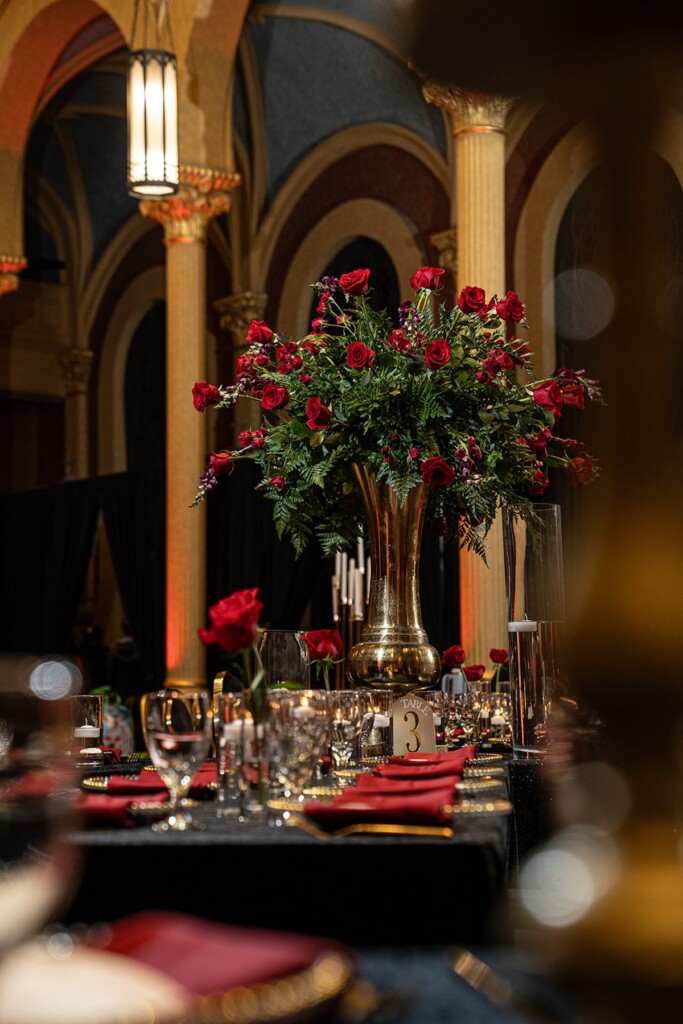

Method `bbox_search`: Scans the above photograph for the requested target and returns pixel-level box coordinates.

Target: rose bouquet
[192,267,601,558]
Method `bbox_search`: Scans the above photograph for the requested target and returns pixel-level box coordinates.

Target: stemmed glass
[269,690,330,801]
[143,688,211,832]
[329,691,365,778]
[256,630,310,688]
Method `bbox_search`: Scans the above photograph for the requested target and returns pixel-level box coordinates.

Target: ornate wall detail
[430,226,458,274]
[421,82,513,136]
[57,347,94,395]
[214,291,268,347]
[140,165,242,244]
[0,254,27,297]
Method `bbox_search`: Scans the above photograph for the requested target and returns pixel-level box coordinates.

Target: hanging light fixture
[127,0,179,197]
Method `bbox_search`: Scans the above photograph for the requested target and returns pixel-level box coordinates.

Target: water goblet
[143,688,211,832]
[213,692,244,817]
[329,691,364,777]
[269,690,330,802]
[256,630,310,688]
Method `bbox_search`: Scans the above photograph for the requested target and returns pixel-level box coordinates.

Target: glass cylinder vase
[346,465,440,694]
[502,502,565,757]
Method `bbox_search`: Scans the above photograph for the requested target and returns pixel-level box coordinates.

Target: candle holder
[71,694,103,768]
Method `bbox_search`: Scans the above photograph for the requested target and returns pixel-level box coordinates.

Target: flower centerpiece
[192,266,600,559]
[192,266,601,692]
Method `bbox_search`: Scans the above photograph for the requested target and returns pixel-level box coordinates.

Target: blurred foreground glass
[503,503,565,756]
[269,690,329,800]
[144,688,211,831]
[0,655,81,955]
[256,630,310,688]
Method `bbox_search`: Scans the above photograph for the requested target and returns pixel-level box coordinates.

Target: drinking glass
[143,688,211,832]
[71,693,103,768]
[213,692,244,817]
[256,630,310,688]
[269,690,330,801]
[329,691,364,776]
[361,691,393,761]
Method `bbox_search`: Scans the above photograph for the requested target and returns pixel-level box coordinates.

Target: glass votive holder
[71,694,103,768]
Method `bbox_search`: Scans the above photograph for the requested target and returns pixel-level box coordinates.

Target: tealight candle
[74,726,100,740]
[372,714,390,729]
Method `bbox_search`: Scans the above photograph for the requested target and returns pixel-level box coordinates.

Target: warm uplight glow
[127,49,179,197]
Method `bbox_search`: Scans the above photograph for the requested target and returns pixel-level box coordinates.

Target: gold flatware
[285,815,454,841]
[448,946,562,1024]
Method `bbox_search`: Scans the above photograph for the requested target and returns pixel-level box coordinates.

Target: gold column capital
[421,82,513,136]
[430,226,458,275]
[58,347,94,395]
[0,254,28,297]
[214,290,268,342]
[140,165,242,244]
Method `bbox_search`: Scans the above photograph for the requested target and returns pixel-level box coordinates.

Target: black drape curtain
[99,465,165,688]
[419,534,460,657]
[0,479,99,654]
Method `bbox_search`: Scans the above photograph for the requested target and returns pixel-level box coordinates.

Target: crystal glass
[269,690,329,801]
[213,692,244,817]
[329,691,365,775]
[256,630,310,688]
[361,691,393,761]
[71,694,103,768]
[144,688,211,832]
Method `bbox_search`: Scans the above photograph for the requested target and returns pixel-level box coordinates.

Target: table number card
[391,695,436,755]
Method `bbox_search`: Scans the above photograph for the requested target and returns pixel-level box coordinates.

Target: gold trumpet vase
[346,464,440,694]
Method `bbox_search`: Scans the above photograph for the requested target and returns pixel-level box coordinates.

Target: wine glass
[256,630,310,688]
[143,688,211,832]
[329,691,365,778]
[269,690,330,802]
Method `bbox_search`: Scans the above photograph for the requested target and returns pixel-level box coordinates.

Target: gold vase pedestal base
[346,636,440,695]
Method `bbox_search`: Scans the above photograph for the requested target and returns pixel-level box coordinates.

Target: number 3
[404,710,422,752]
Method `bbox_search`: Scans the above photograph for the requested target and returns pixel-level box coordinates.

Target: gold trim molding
[0,254,28,297]
[421,82,513,136]
[214,290,268,343]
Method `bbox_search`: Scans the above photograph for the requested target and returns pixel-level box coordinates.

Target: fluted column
[0,255,27,297]
[141,165,241,688]
[213,290,268,439]
[423,84,513,664]
[57,348,94,479]
[430,226,458,285]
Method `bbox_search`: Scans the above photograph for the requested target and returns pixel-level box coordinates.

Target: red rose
[463,664,485,682]
[387,329,412,352]
[420,456,456,486]
[441,644,466,667]
[261,383,290,410]
[346,342,375,369]
[209,450,231,475]
[305,397,331,430]
[495,290,525,322]
[298,373,312,384]
[561,383,585,409]
[246,320,274,344]
[198,587,263,653]
[310,317,324,333]
[302,629,343,661]
[339,268,370,296]
[409,447,419,459]
[410,266,445,291]
[532,381,563,418]
[270,475,285,489]
[530,468,549,495]
[192,381,220,412]
[425,339,451,370]
[237,430,252,449]
[457,286,487,313]
[490,648,508,664]
[569,454,598,486]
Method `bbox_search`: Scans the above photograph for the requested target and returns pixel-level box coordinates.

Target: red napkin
[353,773,459,795]
[107,763,216,797]
[387,744,476,767]
[304,786,454,831]
[90,911,351,995]
[77,792,168,827]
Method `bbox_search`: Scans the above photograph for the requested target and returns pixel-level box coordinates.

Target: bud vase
[346,464,440,694]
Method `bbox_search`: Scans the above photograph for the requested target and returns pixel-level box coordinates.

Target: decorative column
[57,348,94,479]
[0,255,27,297]
[213,290,268,439]
[141,165,241,688]
[423,83,513,664]
[429,227,458,282]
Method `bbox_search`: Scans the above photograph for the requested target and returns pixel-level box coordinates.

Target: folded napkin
[78,792,168,828]
[106,763,216,797]
[353,773,459,795]
[304,785,454,831]
[374,745,476,780]
[90,911,351,995]
[387,744,477,767]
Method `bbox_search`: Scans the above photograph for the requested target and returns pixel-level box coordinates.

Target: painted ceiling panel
[256,0,412,42]
[249,16,446,201]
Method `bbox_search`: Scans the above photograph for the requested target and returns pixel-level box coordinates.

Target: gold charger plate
[127,799,200,822]
[81,775,109,791]
[192,951,354,1024]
